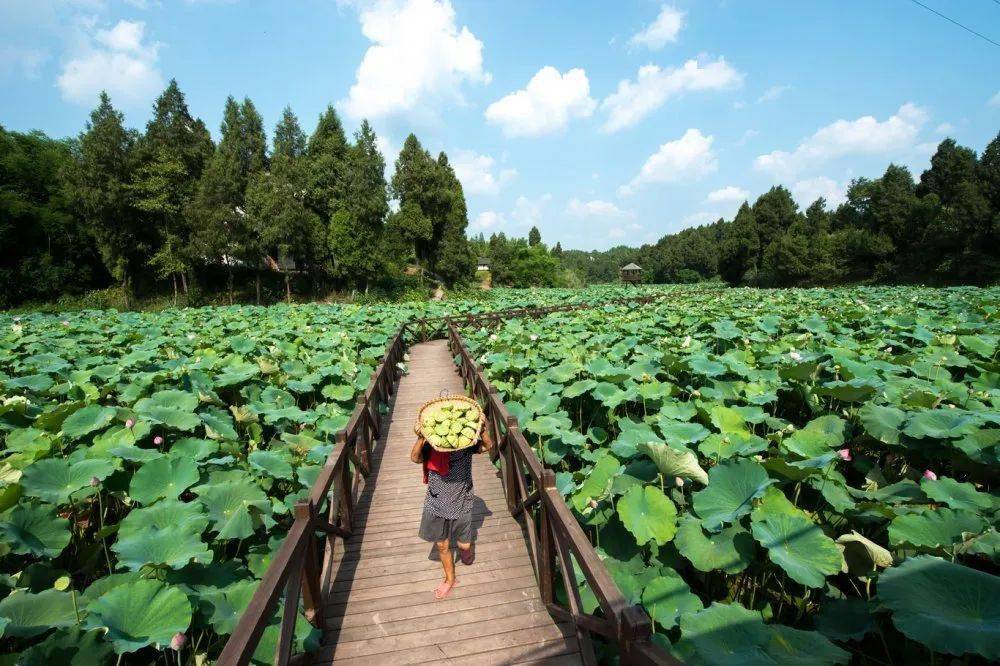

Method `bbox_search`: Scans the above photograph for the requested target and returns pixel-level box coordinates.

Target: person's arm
[410,437,427,464]
[477,416,494,454]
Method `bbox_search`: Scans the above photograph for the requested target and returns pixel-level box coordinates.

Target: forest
[2,78,998,310]
[0,81,471,309]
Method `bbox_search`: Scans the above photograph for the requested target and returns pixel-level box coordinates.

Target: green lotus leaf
[0,502,71,557]
[0,588,78,638]
[878,555,1000,659]
[699,431,768,460]
[17,628,114,666]
[609,420,661,458]
[637,441,708,485]
[751,512,843,588]
[709,405,750,435]
[678,602,774,666]
[858,403,906,445]
[129,456,200,505]
[84,579,192,653]
[80,573,144,606]
[118,499,209,537]
[61,404,117,439]
[675,515,754,574]
[903,409,981,440]
[108,445,164,463]
[657,419,711,447]
[765,623,850,665]
[814,597,874,642]
[836,531,893,574]
[134,389,201,431]
[200,406,238,440]
[751,486,804,520]
[782,416,846,458]
[200,579,258,634]
[563,378,597,398]
[5,373,54,393]
[170,437,220,461]
[692,459,774,532]
[642,568,703,631]
[888,508,985,550]
[21,458,114,504]
[956,528,1000,561]
[920,476,994,513]
[617,484,677,546]
[112,524,213,571]
[196,481,271,540]
[570,453,621,512]
[248,450,295,480]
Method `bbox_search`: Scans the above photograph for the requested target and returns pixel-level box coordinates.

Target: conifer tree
[528,226,541,246]
[718,202,759,285]
[305,106,348,221]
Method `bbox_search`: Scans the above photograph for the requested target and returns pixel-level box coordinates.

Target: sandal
[434,579,456,599]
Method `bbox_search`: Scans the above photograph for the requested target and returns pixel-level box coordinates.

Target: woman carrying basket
[409,406,493,600]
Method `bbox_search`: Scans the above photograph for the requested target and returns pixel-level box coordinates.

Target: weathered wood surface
[315,340,581,665]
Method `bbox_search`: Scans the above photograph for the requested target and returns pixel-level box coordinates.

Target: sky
[2,0,999,251]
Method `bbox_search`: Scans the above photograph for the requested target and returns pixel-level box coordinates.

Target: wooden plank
[327,564,537,604]
[333,553,531,591]
[325,574,540,616]
[455,638,581,664]
[327,586,541,628]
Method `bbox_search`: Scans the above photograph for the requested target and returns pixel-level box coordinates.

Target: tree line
[560,132,1000,287]
[0,80,472,308]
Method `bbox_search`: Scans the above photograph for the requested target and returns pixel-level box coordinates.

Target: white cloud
[0,46,47,78]
[511,193,551,227]
[756,84,790,104]
[754,103,929,178]
[629,5,684,50]
[342,0,489,120]
[791,176,847,208]
[471,210,505,231]
[608,223,644,239]
[566,198,634,219]
[735,129,759,146]
[619,128,717,195]
[485,66,595,137]
[451,149,516,195]
[57,19,164,106]
[600,57,742,132]
[706,186,748,204]
[988,91,1000,108]
[934,122,954,134]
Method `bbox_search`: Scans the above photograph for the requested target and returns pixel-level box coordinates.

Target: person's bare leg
[457,540,473,564]
[435,539,456,598]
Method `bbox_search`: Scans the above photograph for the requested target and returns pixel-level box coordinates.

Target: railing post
[539,469,556,605]
[294,500,324,627]
[504,415,520,514]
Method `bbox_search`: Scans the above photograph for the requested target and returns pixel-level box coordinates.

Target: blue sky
[2,0,999,250]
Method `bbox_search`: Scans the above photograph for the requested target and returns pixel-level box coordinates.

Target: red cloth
[422,449,451,484]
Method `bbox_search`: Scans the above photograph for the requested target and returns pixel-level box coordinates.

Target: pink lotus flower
[923,469,937,481]
[153,435,164,446]
[125,418,135,429]
[170,632,186,650]
[837,448,852,462]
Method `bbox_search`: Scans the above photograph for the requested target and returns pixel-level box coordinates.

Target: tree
[552,241,563,258]
[752,186,799,250]
[433,152,474,285]
[305,105,348,221]
[245,107,324,301]
[131,80,213,301]
[918,139,978,205]
[528,226,541,246]
[718,203,759,285]
[73,92,144,307]
[385,202,433,277]
[329,120,389,290]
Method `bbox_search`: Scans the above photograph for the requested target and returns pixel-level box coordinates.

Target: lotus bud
[674,477,685,487]
[171,632,186,651]
[90,476,100,487]
[923,469,937,481]
[530,334,538,341]
[153,435,164,446]
[125,418,135,429]
[61,320,69,326]
[837,448,852,462]
[588,499,599,509]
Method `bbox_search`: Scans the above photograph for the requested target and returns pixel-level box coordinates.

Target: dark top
[423,447,475,519]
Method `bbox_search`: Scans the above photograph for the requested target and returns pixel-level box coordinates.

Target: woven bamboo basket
[414,394,484,453]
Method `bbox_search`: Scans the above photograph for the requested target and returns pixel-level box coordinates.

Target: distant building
[476,257,491,272]
[620,262,642,284]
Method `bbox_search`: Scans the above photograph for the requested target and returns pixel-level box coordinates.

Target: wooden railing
[219,295,674,665]
[217,329,406,666]
[447,322,676,666]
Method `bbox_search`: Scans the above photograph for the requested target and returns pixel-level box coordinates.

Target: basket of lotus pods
[414,395,484,452]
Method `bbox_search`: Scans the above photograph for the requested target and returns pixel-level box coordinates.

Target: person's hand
[479,414,494,451]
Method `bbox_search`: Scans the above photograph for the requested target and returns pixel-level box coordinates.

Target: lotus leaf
[617,484,678,546]
[878,555,1000,659]
[675,515,754,574]
[642,568,703,630]
[888,508,985,550]
[751,512,843,587]
[196,481,271,540]
[0,503,71,557]
[129,455,200,505]
[814,597,874,642]
[61,404,117,439]
[920,476,994,513]
[637,441,708,485]
[692,459,774,532]
[248,450,295,480]
[84,579,192,653]
[0,588,78,638]
[21,457,114,504]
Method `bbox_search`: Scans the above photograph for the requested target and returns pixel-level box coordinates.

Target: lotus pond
[461,286,1000,664]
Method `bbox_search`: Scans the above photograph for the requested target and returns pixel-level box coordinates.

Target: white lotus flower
[682,335,692,348]
[187,333,196,340]
[530,334,538,341]
[789,351,802,361]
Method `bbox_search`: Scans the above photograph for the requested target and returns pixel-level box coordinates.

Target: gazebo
[620,262,642,284]
[476,257,491,272]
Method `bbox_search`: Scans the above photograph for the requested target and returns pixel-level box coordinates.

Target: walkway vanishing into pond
[315,340,582,665]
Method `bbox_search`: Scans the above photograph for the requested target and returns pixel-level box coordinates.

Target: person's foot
[434,579,456,599]
[458,545,474,565]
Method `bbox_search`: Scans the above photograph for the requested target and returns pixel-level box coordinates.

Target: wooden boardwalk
[316,340,582,665]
